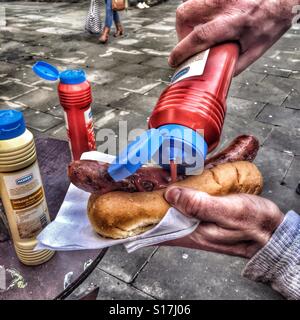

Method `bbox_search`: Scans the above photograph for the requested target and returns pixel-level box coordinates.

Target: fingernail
[165,187,182,205]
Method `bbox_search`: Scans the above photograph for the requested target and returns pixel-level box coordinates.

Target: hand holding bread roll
[87,161,263,239]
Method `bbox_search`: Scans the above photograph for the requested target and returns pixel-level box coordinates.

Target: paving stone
[85,57,120,71]
[101,51,148,65]
[0,80,36,100]
[145,82,168,97]
[48,123,68,141]
[249,50,300,73]
[86,69,119,86]
[264,127,300,156]
[0,61,16,76]
[144,23,175,32]
[256,103,300,128]
[265,74,300,92]
[134,247,282,300]
[290,71,300,80]
[218,115,273,151]
[254,147,294,185]
[261,181,300,214]
[98,245,157,283]
[91,83,130,106]
[129,37,174,52]
[111,92,158,114]
[14,87,60,114]
[232,75,295,106]
[110,75,161,94]
[227,80,243,97]
[233,70,266,85]
[142,56,171,70]
[226,97,265,120]
[69,268,153,300]
[283,156,300,190]
[22,108,63,132]
[282,89,300,110]
[144,67,173,82]
[110,63,153,78]
[7,66,42,84]
[250,62,293,78]
[0,100,26,111]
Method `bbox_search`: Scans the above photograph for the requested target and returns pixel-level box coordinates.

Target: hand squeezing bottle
[109,43,239,181]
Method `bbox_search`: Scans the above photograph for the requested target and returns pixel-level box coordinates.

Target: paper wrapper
[36,152,199,253]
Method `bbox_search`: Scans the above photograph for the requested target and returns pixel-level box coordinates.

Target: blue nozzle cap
[0,110,26,140]
[32,61,86,84]
[157,124,208,175]
[108,129,163,181]
[109,124,208,181]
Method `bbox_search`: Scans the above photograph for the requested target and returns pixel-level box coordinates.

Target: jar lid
[0,110,26,140]
[32,61,86,84]
[59,70,86,85]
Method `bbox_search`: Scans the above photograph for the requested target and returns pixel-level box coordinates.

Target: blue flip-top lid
[0,110,26,140]
[108,129,163,181]
[157,124,207,175]
[32,61,86,84]
[108,125,208,181]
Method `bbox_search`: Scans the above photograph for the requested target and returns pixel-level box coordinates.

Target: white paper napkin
[35,152,199,253]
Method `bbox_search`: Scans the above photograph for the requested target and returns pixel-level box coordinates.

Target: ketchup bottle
[33,62,96,160]
[108,44,239,181]
[149,43,239,153]
[148,43,239,174]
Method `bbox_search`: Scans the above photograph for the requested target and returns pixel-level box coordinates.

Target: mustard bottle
[0,110,54,266]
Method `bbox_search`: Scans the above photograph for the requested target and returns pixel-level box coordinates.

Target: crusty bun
[87,161,263,239]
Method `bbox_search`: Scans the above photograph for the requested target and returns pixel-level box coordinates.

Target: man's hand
[164,187,284,258]
[169,0,298,75]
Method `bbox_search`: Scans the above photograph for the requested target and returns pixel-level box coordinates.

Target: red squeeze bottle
[32,62,96,160]
[58,71,96,160]
[149,43,239,155]
[108,44,239,182]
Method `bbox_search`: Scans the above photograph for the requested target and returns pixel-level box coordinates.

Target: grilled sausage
[68,135,260,194]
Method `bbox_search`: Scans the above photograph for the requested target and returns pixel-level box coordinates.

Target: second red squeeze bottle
[32,62,96,160]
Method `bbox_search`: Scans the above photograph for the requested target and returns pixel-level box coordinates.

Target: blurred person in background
[137,0,150,9]
[99,0,124,44]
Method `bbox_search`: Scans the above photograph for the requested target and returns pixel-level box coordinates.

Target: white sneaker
[137,2,144,9]
[143,2,150,8]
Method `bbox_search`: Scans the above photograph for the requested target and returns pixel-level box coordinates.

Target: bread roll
[87,161,263,239]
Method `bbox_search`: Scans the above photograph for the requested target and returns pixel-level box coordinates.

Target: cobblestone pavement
[1,1,299,300]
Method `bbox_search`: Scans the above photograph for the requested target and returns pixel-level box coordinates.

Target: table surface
[0,138,104,300]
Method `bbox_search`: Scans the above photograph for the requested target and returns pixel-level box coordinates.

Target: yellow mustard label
[2,162,50,239]
[10,187,44,210]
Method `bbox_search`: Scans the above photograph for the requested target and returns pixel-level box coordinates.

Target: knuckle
[232,194,258,225]
[176,4,186,22]
[259,201,283,233]
[193,26,209,43]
